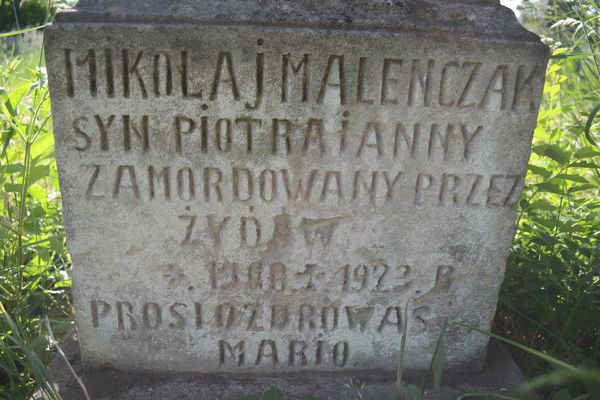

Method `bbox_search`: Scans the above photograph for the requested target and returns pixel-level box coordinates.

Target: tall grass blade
[0,303,61,400]
[453,322,580,372]
[457,394,522,400]
[0,24,50,38]
[425,319,448,393]
[45,318,89,400]
[584,103,600,146]
[395,300,411,396]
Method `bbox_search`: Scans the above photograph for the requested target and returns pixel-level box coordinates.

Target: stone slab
[50,328,529,400]
[44,0,549,375]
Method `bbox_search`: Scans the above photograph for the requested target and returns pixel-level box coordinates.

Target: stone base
[49,330,528,400]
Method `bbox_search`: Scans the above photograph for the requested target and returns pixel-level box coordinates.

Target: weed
[0,27,71,398]
[497,3,600,397]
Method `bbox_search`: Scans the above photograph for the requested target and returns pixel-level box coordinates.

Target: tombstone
[44,0,548,398]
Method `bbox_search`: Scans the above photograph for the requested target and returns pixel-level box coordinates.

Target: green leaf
[568,184,597,193]
[574,146,600,158]
[529,199,556,211]
[50,320,73,337]
[29,165,50,186]
[30,205,46,218]
[535,182,563,194]
[536,231,559,246]
[550,388,572,400]
[3,163,24,174]
[529,215,556,230]
[49,236,64,255]
[528,164,552,179]
[54,280,72,288]
[27,184,47,203]
[543,145,570,164]
[262,388,285,400]
[404,384,423,400]
[533,144,570,164]
[551,52,594,60]
[31,334,50,355]
[555,174,589,183]
[569,161,599,169]
[3,183,22,193]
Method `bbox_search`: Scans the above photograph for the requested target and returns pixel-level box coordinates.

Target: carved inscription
[63,49,544,112]
[84,165,522,209]
[61,39,536,370]
[90,299,405,335]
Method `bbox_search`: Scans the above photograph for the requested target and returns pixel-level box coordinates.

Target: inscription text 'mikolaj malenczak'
[44,0,549,374]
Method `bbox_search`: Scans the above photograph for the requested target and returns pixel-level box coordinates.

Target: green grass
[495,0,600,398]
[0,33,72,399]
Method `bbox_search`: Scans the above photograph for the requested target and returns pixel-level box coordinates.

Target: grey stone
[44,0,549,376]
[50,328,530,400]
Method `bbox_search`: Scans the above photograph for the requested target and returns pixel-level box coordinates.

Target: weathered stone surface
[44,0,549,375]
[50,329,529,400]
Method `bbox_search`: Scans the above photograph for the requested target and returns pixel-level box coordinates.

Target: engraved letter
[91,300,111,328]
[94,115,115,151]
[219,340,244,366]
[357,57,374,104]
[246,53,264,110]
[148,166,171,200]
[317,55,345,104]
[73,116,92,151]
[203,168,223,202]
[174,115,195,154]
[333,342,348,367]
[113,166,140,199]
[271,119,292,155]
[480,65,508,110]
[414,173,434,206]
[142,303,162,329]
[233,168,254,201]
[381,58,402,105]
[282,54,309,102]
[303,119,326,157]
[345,306,374,332]
[117,301,138,330]
[255,340,279,367]
[378,307,402,333]
[123,115,149,152]
[439,61,460,107]
[177,167,195,201]
[289,341,308,367]
[394,123,420,159]
[512,65,543,111]
[461,125,482,160]
[153,51,173,96]
[210,52,240,100]
[236,117,262,154]
[122,50,147,98]
[85,165,104,200]
[356,122,383,158]
[408,59,434,107]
